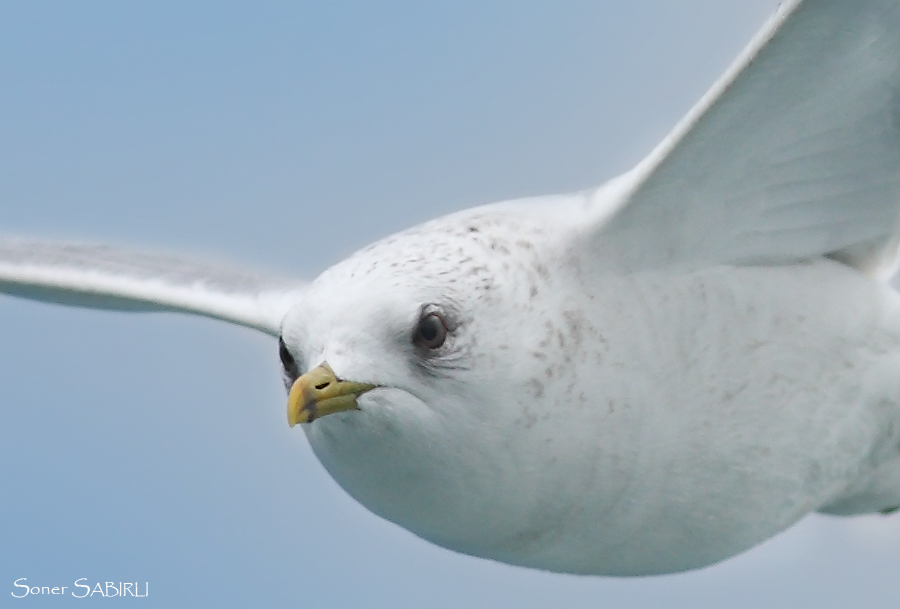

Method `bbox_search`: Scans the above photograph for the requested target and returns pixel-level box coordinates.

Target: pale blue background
[2,1,899,607]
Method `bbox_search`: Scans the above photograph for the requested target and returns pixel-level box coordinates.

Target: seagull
[2,0,900,576]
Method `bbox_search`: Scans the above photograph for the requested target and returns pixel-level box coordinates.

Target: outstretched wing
[0,238,306,336]
[590,0,900,278]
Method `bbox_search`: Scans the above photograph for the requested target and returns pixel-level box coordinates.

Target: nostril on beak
[315,381,330,390]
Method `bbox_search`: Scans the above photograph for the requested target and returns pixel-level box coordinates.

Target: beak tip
[287,411,307,427]
[286,363,375,428]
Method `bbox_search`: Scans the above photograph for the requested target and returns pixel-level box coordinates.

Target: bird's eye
[414,312,447,350]
[279,336,299,383]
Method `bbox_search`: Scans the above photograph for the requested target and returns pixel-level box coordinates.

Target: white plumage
[2,0,900,575]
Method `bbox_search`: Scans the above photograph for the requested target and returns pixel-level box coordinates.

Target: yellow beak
[287,362,377,426]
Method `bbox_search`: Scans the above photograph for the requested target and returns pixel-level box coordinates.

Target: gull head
[275,203,602,570]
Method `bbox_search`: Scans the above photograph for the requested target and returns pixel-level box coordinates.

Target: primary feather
[591,0,900,277]
[0,238,305,335]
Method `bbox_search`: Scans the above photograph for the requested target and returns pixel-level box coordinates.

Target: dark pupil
[279,337,298,380]
[419,317,439,341]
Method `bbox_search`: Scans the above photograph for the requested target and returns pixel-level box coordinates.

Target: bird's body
[4,0,900,576]
[292,194,900,575]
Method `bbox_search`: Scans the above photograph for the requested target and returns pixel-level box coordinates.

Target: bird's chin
[301,385,434,495]
[301,385,426,430]
[301,386,477,542]
[300,387,596,573]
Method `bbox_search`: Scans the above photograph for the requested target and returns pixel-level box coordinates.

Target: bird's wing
[589,0,900,278]
[0,238,306,336]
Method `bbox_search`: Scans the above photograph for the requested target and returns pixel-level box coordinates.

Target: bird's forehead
[284,207,563,344]
[315,209,555,293]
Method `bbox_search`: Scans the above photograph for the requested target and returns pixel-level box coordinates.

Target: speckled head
[276,198,604,569]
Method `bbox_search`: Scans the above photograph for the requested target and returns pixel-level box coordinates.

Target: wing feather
[590,0,900,278]
[0,238,306,336]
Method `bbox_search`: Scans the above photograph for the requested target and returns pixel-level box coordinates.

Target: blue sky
[3,1,900,607]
